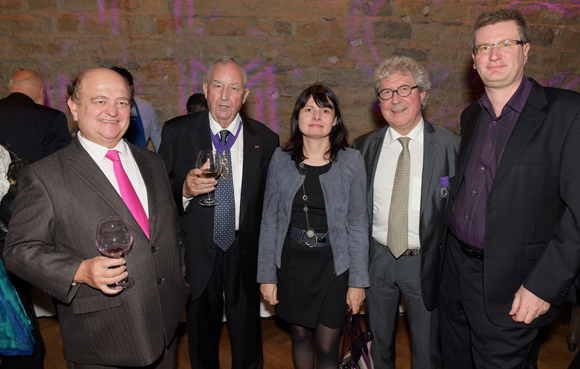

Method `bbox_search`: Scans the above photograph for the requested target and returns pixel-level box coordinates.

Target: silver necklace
[298,162,329,247]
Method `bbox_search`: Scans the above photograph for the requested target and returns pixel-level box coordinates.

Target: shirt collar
[385,117,425,147]
[479,75,532,117]
[208,112,242,136]
[77,133,131,163]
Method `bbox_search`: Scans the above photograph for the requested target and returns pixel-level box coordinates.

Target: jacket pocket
[518,154,551,166]
[525,243,547,261]
[73,295,121,315]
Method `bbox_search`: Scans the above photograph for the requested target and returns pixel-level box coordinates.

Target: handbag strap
[340,310,360,363]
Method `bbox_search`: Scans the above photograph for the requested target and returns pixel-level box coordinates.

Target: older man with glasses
[353,56,459,369]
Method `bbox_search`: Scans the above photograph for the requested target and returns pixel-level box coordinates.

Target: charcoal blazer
[159,111,279,303]
[353,120,459,310]
[446,78,580,328]
[3,138,190,366]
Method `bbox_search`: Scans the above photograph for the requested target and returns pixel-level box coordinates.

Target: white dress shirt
[183,112,244,230]
[78,133,149,217]
[372,118,424,249]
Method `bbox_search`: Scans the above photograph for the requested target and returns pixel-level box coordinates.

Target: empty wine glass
[196,150,222,207]
[95,216,133,290]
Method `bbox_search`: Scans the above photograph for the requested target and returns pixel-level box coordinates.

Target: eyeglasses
[473,40,524,55]
[377,85,419,101]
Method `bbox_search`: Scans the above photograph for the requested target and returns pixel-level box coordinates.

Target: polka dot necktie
[213,130,236,251]
[387,137,410,258]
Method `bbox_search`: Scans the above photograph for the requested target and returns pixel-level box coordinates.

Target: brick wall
[1,0,579,142]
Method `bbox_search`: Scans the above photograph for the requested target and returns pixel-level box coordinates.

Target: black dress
[275,162,349,329]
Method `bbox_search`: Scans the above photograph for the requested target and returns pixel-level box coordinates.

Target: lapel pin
[440,176,450,198]
[255,145,260,149]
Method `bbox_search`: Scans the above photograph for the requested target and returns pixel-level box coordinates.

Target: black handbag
[339,311,374,369]
[0,139,27,240]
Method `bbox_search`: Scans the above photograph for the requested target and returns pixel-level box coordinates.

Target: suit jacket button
[210,246,216,250]
[451,194,455,200]
[157,278,165,285]
[151,246,158,253]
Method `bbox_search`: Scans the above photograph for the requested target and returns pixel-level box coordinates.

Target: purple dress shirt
[448,76,532,248]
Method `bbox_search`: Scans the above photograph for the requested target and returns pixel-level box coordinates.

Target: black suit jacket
[159,111,279,303]
[0,93,70,163]
[353,121,460,310]
[3,139,190,366]
[446,78,580,328]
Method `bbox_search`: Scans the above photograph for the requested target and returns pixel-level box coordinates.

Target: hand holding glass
[196,150,223,207]
[95,217,133,290]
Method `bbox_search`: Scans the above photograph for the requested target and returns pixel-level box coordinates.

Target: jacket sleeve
[346,151,370,287]
[3,166,83,303]
[257,150,281,284]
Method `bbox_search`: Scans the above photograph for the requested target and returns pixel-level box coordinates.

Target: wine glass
[95,216,134,290]
[196,150,222,207]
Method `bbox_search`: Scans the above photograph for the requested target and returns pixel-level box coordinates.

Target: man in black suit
[0,69,69,369]
[159,57,279,369]
[0,69,70,163]
[441,8,580,368]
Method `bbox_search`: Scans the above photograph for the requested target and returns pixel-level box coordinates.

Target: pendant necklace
[298,162,329,247]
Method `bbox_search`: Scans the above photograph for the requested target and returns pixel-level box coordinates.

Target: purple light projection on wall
[96,0,119,34]
[247,62,278,132]
[508,1,580,18]
[348,0,385,77]
[174,0,202,34]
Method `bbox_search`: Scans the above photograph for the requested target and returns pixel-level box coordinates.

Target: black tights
[290,323,342,369]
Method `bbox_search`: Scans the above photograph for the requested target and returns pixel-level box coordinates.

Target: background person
[111,66,163,151]
[258,84,369,369]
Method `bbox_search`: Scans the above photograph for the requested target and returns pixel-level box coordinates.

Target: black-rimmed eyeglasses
[377,85,419,101]
[473,40,524,55]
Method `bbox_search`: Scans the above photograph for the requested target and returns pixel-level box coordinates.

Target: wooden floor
[2,312,578,368]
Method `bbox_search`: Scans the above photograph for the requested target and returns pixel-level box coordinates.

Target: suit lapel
[490,82,548,193]
[191,113,213,154]
[451,106,483,198]
[364,128,387,223]
[240,116,259,228]
[421,121,437,218]
[67,139,143,239]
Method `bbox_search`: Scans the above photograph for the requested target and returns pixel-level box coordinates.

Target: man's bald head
[8,69,46,105]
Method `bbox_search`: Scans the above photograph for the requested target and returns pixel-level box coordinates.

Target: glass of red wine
[196,150,223,207]
[95,216,133,290]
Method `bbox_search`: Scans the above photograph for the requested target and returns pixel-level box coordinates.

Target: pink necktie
[105,150,150,238]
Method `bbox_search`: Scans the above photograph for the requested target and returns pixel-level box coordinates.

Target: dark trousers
[439,233,538,369]
[0,261,45,369]
[186,239,263,369]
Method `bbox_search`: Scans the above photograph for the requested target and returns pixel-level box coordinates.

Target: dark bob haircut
[282,84,349,162]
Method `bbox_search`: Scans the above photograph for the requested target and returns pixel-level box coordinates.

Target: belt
[373,239,420,256]
[449,231,484,260]
[287,226,330,247]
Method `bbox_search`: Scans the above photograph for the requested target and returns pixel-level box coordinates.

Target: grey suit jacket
[3,138,190,366]
[353,120,459,310]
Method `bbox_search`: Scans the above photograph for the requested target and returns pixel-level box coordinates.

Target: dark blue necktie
[213,130,236,251]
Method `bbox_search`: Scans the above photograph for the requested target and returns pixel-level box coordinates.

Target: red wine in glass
[96,216,133,290]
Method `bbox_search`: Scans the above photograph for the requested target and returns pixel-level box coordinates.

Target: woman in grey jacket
[258,84,369,369]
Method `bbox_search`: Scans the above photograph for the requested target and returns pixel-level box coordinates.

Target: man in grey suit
[353,56,459,369]
[3,68,190,368]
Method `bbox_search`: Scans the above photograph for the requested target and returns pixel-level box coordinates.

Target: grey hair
[373,56,431,107]
[206,57,247,87]
[471,8,531,50]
